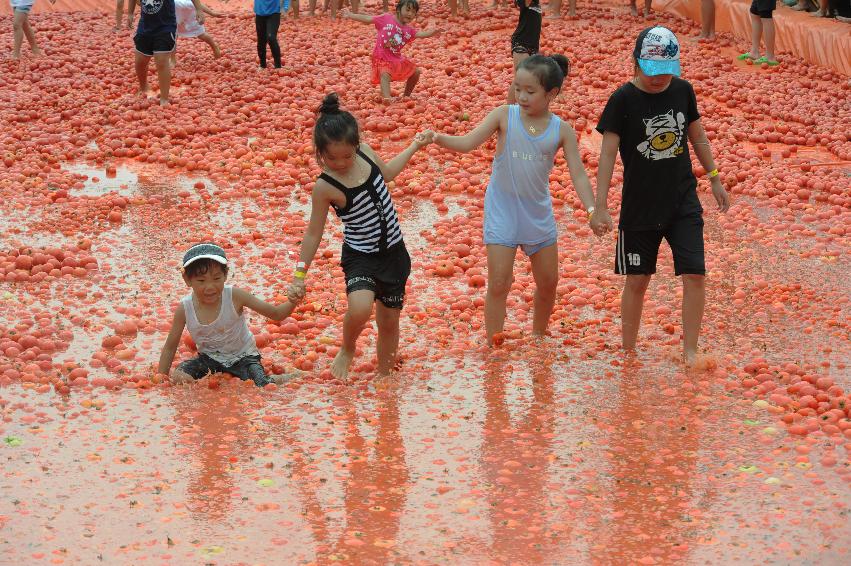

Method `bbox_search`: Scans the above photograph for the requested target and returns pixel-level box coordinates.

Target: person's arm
[415,28,441,38]
[157,304,186,376]
[290,182,334,294]
[590,131,619,236]
[559,122,595,213]
[341,9,373,23]
[202,4,224,17]
[432,106,505,153]
[190,0,206,24]
[688,119,729,213]
[232,288,299,321]
[361,135,430,183]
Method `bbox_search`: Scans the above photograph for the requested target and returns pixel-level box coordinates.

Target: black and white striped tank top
[320,149,404,253]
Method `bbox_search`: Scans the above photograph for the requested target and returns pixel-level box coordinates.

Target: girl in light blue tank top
[428,55,596,344]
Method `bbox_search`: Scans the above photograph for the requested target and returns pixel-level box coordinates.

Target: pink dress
[371,13,417,85]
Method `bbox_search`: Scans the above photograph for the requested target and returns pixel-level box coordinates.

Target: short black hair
[184,258,228,279]
[313,93,360,167]
[518,54,570,92]
[396,0,419,13]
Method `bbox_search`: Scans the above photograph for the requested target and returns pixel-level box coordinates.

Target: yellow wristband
[294,270,306,279]
[708,168,719,178]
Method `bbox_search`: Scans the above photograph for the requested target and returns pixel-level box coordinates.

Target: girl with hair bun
[342,0,441,101]
[289,93,432,381]
[425,54,596,346]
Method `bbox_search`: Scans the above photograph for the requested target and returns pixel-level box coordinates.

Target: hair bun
[318,93,341,115]
[549,54,570,78]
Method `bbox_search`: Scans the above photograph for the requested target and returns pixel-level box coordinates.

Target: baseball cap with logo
[182,243,228,270]
[633,26,681,77]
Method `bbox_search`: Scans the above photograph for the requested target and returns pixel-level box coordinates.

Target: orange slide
[653,0,851,76]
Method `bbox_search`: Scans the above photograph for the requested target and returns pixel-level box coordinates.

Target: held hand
[196,9,205,25]
[429,28,443,37]
[413,131,433,148]
[590,209,614,237]
[288,279,306,302]
[711,178,730,213]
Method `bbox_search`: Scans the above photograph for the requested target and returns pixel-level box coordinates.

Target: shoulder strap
[318,172,349,193]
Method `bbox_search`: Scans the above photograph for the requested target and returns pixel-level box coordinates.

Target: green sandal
[737,52,757,61]
[755,56,780,66]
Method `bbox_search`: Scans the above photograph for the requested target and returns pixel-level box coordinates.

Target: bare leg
[170,50,177,69]
[621,274,651,351]
[380,72,393,101]
[309,0,316,16]
[115,0,125,31]
[568,0,577,17]
[350,0,360,12]
[529,243,559,336]
[643,0,651,17]
[153,52,172,105]
[22,18,41,55]
[11,11,26,60]
[449,0,458,16]
[375,303,401,377]
[485,244,518,343]
[681,274,705,365]
[292,0,299,17]
[328,0,338,19]
[135,52,152,94]
[331,290,374,380]
[548,0,562,18]
[629,0,639,16]
[762,17,776,61]
[198,32,222,58]
[749,13,762,59]
[696,0,716,39]
[403,68,420,97]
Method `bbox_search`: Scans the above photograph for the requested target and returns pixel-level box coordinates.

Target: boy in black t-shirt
[591,26,730,366]
[127,0,204,106]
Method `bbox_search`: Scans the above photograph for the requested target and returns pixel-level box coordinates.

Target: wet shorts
[615,212,705,276]
[134,31,177,57]
[341,242,411,309]
[176,353,270,387]
[750,0,776,18]
[489,237,557,257]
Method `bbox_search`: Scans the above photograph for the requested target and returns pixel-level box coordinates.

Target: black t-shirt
[596,78,702,231]
[137,0,177,35]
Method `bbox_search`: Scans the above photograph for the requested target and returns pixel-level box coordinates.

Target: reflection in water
[168,383,267,525]
[481,349,562,563]
[286,390,409,563]
[593,364,715,564]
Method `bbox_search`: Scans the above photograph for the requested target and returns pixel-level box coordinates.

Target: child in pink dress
[342,0,440,101]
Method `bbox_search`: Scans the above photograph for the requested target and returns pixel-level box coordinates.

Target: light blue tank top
[484,105,560,245]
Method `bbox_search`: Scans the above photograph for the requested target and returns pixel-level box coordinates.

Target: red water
[1,2,849,565]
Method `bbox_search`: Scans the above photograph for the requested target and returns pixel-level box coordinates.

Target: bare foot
[683,349,698,367]
[10,52,22,61]
[169,369,194,384]
[31,46,43,56]
[629,5,639,16]
[213,45,222,58]
[159,97,170,107]
[330,348,355,380]
[270,371,302,385]
[137,85,152,97]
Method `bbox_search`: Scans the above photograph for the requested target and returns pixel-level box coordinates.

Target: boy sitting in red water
[157,243,303,386]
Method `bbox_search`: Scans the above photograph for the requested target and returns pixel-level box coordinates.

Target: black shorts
[176,353,270,387]
[750,0,776,18]
[341,242,411,309]
[134,31,176,57]
[615,212,705,276]
[510,7,542,56]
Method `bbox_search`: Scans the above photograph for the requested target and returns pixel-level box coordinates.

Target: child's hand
[710,178,730,213]
[196,9,206,25]
[287,283,305,305]
[413,131,433,148]
[590,209,613,237]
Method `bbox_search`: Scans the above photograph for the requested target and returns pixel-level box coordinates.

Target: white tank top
[182,286,259,365]
[484,104,560,245]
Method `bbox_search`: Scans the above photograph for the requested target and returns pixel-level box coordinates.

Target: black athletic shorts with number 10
[615,208,705,276]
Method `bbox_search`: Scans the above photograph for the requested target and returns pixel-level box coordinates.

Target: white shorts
[176,3,206,38]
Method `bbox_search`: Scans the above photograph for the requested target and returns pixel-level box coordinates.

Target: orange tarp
[653,0,851,76]
[0,0,248,16]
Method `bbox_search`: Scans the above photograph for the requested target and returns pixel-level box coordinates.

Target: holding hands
[590,208,614,237]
